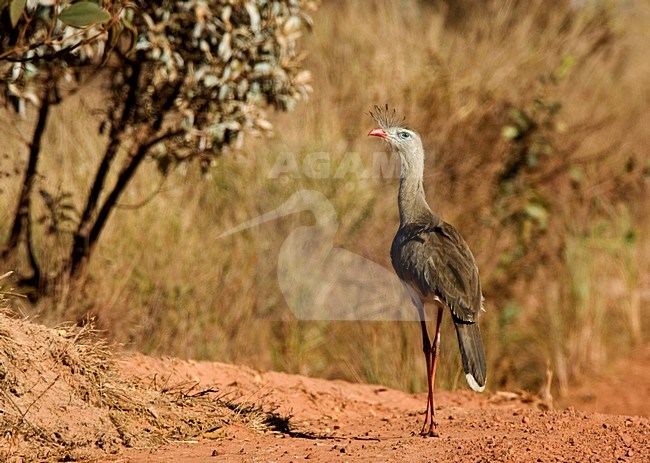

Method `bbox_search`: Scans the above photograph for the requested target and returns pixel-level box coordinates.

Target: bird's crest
[369,104,407,130]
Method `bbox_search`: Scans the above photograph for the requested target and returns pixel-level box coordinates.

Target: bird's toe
[419,422,441,437]
[428,424,441,437]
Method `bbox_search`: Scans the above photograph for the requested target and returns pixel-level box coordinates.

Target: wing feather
[391,221,482,323]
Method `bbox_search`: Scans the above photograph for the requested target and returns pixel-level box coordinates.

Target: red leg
[419,319,432,436]
[426,305,444,437]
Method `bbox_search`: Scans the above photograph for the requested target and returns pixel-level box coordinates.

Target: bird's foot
[420,421,441,437]
[427,425,441,437]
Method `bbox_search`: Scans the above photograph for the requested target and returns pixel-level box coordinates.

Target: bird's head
[368,105,424,174]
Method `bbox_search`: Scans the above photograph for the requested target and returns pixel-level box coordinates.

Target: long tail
[454,320,486,392]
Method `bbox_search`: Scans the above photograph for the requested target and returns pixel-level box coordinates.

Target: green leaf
[524,203,548,228]
[9,0,26,27]
[547,101,562,115]
[508,109,532,132]
[569,165,584,184]
[557,55,575,79]
[502,125,520,140]
[121,15,138,56]
[555,121,567,133]
[58,2,111,28]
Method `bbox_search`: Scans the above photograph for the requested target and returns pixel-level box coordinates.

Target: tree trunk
[70,62,142,278]
[68,128,178,280]
[68,63,185,282]
[2,83,53,285]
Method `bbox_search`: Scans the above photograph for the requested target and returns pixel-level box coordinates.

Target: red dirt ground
[559,344,650,418]
[114,352,650,463]
[1,312,648,462]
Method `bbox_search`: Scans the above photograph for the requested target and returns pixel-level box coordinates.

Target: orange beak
[368,128,388,139]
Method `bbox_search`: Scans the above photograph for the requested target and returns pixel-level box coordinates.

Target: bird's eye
[398,131,411,140]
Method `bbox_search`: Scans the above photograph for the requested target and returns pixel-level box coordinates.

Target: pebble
[618,432,633,447]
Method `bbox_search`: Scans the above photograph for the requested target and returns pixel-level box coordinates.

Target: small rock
[618,432,633,447]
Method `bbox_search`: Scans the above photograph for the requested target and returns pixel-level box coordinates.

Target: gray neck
[397,145,436,226]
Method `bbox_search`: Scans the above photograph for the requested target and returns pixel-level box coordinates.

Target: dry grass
[1,0,648,396]
[0,303,290,461]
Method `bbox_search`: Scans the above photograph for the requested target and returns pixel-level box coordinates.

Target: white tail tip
[466,373,485,392]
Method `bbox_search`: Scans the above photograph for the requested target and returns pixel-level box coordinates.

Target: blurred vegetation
[1,0,314,288]
[1,0,649,397]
